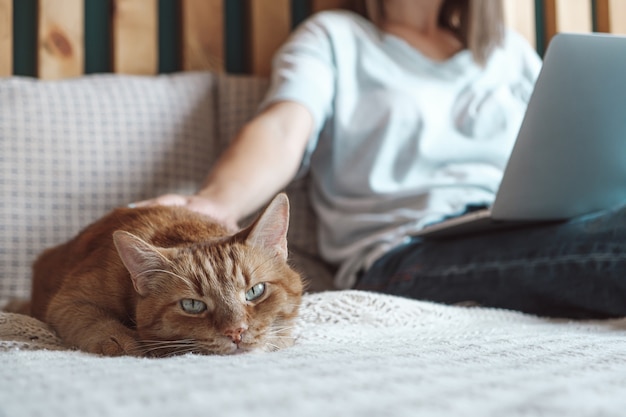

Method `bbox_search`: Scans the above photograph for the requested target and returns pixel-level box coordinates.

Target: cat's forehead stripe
[191,247,217,296]
[222,247,243,290]
[189,244,242,294]
[233,261,246,289]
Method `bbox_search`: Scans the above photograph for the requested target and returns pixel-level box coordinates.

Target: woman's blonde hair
[358,0,504,65]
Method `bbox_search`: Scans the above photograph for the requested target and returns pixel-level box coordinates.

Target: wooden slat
[112,0,158,75]
[248,0,291,77]
[596,0,626,34]
[37,0,84,79]
[544,0,592,48]
[181,0,224,71]
[311,0,354,13]
[503,0,536,48]
[0,0,11,76]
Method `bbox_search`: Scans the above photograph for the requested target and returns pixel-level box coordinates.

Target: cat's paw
[91,334,141,357]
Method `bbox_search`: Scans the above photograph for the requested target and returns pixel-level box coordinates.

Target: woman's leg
[356,205,626,318]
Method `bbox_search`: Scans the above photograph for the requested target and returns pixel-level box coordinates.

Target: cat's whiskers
[140,339,196,347]
[266,332,296,340]
[161,346,204,357]
[267,333,292,340]
[263,342,282,352]
[266,326,294,335]
[136,344,202,358]
[134,338,204,357]
[153,346,205,355]
[264,327,296,352]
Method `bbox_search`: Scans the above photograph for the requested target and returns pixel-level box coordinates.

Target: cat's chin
[187,341,259,356]
[231,346,262,355]
[222,341,269,355]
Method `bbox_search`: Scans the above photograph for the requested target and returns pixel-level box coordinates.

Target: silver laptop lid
[492,32,626,221]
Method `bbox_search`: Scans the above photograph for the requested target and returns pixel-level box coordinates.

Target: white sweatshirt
[261,10,542,288]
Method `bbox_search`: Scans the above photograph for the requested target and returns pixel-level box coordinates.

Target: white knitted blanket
[2,290,626,417]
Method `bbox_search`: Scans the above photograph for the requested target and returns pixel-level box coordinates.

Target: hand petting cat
[130,193,239,232]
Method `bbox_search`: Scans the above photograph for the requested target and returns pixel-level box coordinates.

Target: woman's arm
[134,100,313,230]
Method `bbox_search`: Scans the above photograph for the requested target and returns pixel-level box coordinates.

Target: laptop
[416,32,626,239]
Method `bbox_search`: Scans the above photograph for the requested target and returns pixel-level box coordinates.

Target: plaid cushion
[0,73,217,302]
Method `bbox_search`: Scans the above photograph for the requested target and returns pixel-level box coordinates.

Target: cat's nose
[223,326,246,345]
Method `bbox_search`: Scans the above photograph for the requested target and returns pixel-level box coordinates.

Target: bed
[2,1,626,416]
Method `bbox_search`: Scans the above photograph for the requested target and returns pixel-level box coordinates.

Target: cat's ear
[238,193,290,260]
[112,230,172,296]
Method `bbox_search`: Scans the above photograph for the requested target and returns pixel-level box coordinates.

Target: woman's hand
[130,194,239,232]
[129,100,312,235]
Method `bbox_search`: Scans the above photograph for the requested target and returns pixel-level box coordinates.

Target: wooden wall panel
[503,0,536,48]
[596,0,626,34]
[0,0,11,76]
[7,0,626,79]
[544,0,592,47]
[37,0,84,79]
[181,0,224,71]
[248,0,291,77]
[311,0,354,13]
[112,0,158,74]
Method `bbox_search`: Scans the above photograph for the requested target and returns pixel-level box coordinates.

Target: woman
[136,0,626,318]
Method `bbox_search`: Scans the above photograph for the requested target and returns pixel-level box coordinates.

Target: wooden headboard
[1,0,625,80]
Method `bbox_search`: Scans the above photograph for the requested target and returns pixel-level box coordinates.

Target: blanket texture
[2,290,626,417]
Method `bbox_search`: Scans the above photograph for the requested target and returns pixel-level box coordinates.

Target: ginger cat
[28,193,303,357]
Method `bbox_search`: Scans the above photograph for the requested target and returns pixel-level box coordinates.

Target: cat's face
[114,193,303,357]
[132,242,302,356]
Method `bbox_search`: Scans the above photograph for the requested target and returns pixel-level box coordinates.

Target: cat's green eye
[245,283,266,302]
[180,299,207,314]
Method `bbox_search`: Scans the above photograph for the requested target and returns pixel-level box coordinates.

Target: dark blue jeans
[356,205,626,318]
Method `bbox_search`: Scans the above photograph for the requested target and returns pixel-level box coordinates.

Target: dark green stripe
[85,0,111,74]
[591,0,598,32]
[534,0,545,57]
[291,0,309,29]
[225,0,246,73]
[158,0,179,73]
[12,0,37,77]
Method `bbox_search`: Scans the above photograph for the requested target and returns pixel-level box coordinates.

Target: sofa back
[0,72,332,305]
